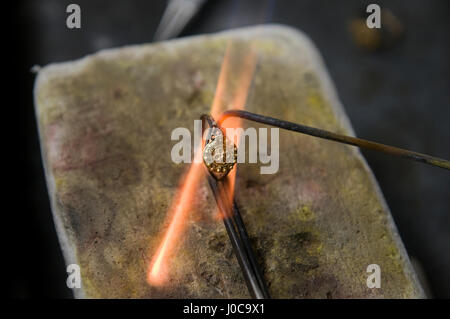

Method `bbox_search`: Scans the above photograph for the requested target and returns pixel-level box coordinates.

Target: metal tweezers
[201,114,270,299]
[206,176,270,299]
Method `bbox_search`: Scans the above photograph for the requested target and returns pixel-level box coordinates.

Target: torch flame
[148,41,257,286]
[217,45,256,215]
[147,152,204,285]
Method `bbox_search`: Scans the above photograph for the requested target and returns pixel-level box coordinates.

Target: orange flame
[147,153,204,285]
[219,45,256,210]
[147,41,257,286]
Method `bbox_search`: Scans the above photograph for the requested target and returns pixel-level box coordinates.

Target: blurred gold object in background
[349,9,404,51]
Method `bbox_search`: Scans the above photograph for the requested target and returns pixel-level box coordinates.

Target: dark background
[10,0,449,298]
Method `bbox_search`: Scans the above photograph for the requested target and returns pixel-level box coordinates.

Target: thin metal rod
[218,110,450,170]
[207,175,265,299]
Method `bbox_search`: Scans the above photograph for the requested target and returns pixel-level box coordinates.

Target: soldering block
[34,25,424,298]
